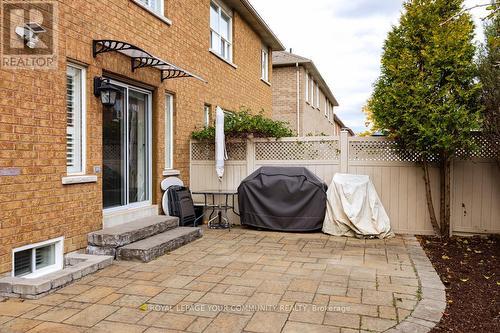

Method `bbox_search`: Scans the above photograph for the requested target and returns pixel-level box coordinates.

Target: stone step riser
[86,245,117,257]
[116,228,203,263]
[88,216,179,248]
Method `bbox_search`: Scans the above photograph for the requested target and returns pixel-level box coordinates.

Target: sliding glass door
[102,81,152,210]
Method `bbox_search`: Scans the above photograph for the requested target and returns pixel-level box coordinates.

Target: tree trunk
[441,155,451,237]
[422,159,441,236]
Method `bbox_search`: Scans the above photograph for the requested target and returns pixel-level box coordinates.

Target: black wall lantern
[94,77,121,107]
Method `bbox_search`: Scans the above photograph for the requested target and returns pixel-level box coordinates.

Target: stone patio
[0,227,445,333]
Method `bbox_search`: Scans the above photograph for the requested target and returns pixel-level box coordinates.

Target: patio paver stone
[0,228,444,333]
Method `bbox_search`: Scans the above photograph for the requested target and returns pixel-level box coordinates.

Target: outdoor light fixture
[94,77,120,107]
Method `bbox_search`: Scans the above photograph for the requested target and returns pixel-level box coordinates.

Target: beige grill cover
[323,174,394,238]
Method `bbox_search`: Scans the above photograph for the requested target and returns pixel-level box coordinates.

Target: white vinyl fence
[190,132,500,235]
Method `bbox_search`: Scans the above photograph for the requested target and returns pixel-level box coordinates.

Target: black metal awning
[93,40,206,83]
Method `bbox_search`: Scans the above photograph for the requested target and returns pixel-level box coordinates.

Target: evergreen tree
[368,0,481,236]
[477,3,500,166]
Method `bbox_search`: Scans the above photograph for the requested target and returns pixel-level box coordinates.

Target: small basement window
[12,237,63,278]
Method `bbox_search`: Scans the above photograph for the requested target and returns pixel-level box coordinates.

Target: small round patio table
[191,190,239,230]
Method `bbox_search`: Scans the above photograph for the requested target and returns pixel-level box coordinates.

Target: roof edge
[224,0,285,51]
[272,52,339,107]
[304,61,339,107]
[334,114,355,136]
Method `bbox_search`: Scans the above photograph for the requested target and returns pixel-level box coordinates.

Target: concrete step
[87,215,179,248]
[116,227,203,262]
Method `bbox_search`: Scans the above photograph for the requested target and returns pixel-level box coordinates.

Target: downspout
[296,62,300,136]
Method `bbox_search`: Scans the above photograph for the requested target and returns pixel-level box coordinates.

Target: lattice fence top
[192,136,496,163]
[255,140,340,161]
[191,142,214,160]
[226,142,247,160]
[350,135,497,162]
[191,141,246,161]
[455,135,499,160]
[348,140,437,162]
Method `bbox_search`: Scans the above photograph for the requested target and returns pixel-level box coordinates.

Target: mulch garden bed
[418,235,500,332]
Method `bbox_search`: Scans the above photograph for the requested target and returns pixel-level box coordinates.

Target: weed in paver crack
[392,296,400,323]
[416,285,422,302]
[407,241,423,303]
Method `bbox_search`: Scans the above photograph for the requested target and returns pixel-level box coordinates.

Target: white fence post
[246,136,255,174]
[340,130,349,173]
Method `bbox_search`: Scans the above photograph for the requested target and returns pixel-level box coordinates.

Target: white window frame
[136,0,164,16]
[310,81,313,106]
[210,0,233,62]
[204,104,211,128]
[131,0,171,25]
[66,63,86,176]
[311,80,315,107]
[165,93,174,170]
[12,237,64,279]
[325,97,328,118]
[312,81,316,108]
[261,47,269,81]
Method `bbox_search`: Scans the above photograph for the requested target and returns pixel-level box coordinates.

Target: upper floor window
[210,0,232,62]
[66,63,86,175]
[324,97,328,117]
[305,72,309,103]
[311,81,315,107]
[261,47,269,81]
[136,0,163,15]
[315,84,320,108]
[204,104,211,128]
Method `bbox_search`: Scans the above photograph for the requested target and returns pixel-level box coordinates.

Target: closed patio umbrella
[215,106,226,180]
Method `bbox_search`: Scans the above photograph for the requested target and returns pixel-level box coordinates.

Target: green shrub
[191,107,293,141]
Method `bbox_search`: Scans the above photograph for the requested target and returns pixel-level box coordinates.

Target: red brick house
[0,0,283,277]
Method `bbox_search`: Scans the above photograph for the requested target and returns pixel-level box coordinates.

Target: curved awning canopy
[93,40,206,83]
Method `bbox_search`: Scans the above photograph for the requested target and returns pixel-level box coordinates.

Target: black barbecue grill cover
[238,166,327,231]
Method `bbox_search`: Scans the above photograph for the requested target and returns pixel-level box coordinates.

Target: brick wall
[271,66,298,134]
[0,0,274,274]
[272,65,341,136]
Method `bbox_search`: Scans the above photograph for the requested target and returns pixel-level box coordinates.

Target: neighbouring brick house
[0,0,283,277]
[272,51,353,136]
